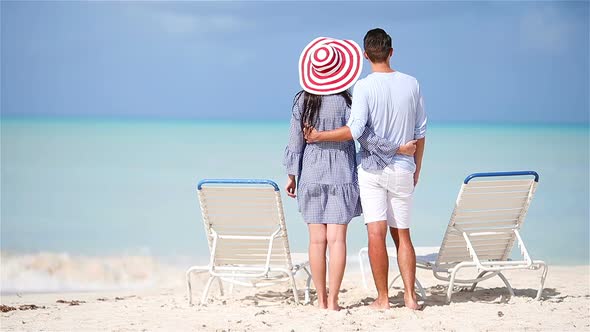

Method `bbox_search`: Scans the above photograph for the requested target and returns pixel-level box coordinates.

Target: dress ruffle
[283,147,303,176]
[297,182,362,224]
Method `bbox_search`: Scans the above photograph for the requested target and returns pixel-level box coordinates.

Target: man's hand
[304,126,320,143]
[413,137,425,187]
[398,140,417,156]
[285,177,297,198]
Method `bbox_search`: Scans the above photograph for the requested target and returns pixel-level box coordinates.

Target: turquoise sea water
[1,118,589,267]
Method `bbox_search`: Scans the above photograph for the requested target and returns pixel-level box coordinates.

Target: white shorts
[358,165,414,229]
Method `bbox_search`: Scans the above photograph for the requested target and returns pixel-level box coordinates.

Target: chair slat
[202,200,279,209]
[464,229,519,235]
[215,253,286,259]
[216,251,288,258]
[205,215,280,224]
[455,220,518,228]
[453,209,523,219]
[216,249,287,256]
[211,229,279,236]
[454,214,519,223]
[215,242,286,251]
[214,257,290,265]
[462,185,532,194]
[201,187,276,195]
[211,224,280,230]
[464,179,533,187]
[201,194,277,202]
[443,241,512,250]
[441,247,508,256]
[461,191,530,199]
[455,196,528,211]
[204,205,278,214]
[438,252,506,262]
[445,229,513,236]
[444,233,513,242]
[209,217,279,226]
[209,220,279,228]
[215,251,288,259]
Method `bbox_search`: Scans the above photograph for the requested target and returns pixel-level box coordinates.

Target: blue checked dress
[283,94,362,224]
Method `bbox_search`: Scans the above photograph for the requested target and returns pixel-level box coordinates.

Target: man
[306,28,427,310]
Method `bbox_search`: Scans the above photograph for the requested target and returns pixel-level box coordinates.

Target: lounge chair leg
[217,277,224,296]
[228,271,236,294]
[304,267,312,304]
[447,267,461,303]
[388,272,425,299]
[200,276,216,305]
[388,273,402,290]
[470,271,489,292]
[497,272,515,297]
[535,261,548,300]
[186,270,193,305]
[289,273,300,304]
[415,278,427,299]
[359,249,368,289]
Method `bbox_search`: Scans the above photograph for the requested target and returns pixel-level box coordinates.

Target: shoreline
[2,250,588,295]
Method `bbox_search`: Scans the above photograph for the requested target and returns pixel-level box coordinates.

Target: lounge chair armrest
[186,265,210,274]
[416,259,433,270]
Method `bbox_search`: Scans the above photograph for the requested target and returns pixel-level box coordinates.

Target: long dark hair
[293,90,352,133]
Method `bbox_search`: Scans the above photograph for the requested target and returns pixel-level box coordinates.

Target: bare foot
[317,299,328,309]
[316,293,328,309]
[327,298,341,311]
[327,296,341,311]
[404,294,423,310]
[368,298,390,310]
[327,304,342,311]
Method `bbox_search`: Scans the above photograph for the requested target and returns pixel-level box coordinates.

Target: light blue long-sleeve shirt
[347,71,427,173]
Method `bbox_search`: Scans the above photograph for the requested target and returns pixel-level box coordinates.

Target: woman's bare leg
[326,223,348,311]
[308,224,328,309]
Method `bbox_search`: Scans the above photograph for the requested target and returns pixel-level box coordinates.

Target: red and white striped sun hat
[298,37,363,95]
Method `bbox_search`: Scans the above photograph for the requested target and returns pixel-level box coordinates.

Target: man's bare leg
[390,227,421,310]
[308,224,328,309]
[367,221,390,309]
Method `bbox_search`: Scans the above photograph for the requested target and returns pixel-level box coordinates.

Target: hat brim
[299,37,363,95]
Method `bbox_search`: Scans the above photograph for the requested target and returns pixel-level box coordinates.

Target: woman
[283,37,414,310]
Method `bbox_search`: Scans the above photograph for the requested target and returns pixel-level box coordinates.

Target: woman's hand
[398,140,417,156]
[285,176,297,198]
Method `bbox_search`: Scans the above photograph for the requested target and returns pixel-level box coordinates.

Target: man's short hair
[363,28,392,63]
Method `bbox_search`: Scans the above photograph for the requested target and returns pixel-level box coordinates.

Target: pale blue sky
[1,1,588,123]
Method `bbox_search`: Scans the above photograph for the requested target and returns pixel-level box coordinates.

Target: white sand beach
[2,264,589,331]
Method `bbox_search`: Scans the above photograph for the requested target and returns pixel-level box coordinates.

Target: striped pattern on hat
[299,37,363,95]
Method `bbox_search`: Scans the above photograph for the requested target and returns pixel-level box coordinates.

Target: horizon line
[1,114,588,128]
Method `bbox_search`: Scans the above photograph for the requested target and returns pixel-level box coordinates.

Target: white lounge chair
[186,179,312,305]
[419,171,548,302]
